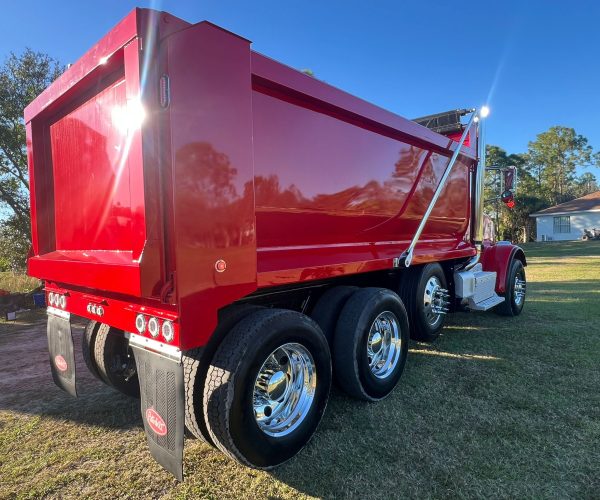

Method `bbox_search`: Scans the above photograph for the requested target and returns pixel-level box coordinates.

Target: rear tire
[399,263,448,342]
[93,324,140,398]
[310,286,358,346]
[82,320,102,381]
[183,304,263,443]
[495,259,526,316]
[203,309,331,468]
[333,288,409,401]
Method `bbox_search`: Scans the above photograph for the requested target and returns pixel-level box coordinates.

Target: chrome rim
[423,276,449,326]
[514,274,526,306]
[366,311,402,379]
[253,343,316,438]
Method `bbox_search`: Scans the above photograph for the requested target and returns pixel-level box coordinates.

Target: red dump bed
[26,8,478,349]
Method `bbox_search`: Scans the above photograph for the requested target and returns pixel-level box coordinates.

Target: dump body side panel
[251,53,476,287]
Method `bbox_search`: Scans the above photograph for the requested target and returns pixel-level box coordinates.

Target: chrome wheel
[423,276,449,327]
[366,311,402,379]
[253,343,316,438]
[514,274,526,306]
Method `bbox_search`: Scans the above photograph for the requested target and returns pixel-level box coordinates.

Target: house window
[553,216,571,233]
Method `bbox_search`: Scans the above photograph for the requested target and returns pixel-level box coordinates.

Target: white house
[530,191,600,241]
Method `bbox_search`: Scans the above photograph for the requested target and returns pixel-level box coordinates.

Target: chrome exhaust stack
[464,106,489,271]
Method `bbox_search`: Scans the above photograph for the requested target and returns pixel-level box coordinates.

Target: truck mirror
[504,168,515,190]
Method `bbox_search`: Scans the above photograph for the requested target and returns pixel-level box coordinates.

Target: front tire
[495,259,526,316]
[203,309,331,468]
[333,288,409,401]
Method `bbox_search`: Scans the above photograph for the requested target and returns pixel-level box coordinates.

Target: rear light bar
[135,313,175,344]
[44,286,179,345]
[47,292,67,309]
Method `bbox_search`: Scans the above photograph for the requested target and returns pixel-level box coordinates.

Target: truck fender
[480,242,527,295]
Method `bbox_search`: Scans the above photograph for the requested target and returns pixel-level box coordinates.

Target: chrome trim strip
[128,332,182,362]
[47,306,70,320]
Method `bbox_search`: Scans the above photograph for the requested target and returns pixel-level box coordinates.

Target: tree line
[1,50,599,270]
[485,127,599,242]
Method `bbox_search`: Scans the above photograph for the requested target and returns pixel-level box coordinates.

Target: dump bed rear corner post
[166,21,258,350]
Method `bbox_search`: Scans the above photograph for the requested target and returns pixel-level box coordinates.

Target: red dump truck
[25,8,527,479]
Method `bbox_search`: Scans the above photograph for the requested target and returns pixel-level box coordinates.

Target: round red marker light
[215,259,227,272]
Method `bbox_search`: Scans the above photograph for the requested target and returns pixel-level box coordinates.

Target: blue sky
[3,1,599,175]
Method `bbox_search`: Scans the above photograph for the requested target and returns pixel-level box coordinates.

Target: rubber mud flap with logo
[47,312,77,397]
[132,346,185,481]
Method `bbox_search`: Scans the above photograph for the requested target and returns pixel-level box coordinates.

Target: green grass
[1,241,599,498]
[0,271,40,294]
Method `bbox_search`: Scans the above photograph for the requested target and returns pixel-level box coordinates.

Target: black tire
[582,234,589,241]
[495,259,526,316]
[93,324,140,398]
[203,309,331,468]
[399,263,448,342]
[333,288,409,401]
[82,320,102,381]
[183,304,263,443]
[310,286,358,345]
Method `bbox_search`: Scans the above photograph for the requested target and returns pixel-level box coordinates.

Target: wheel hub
[253,343,316,438]
[366,311,402,379]
[514,275,526,305]
[370,331,383,353]
[423,276,449,326]
[266,370,288,400]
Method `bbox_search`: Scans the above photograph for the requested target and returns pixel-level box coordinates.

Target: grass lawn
[0,272,40,294]
[0,241,599,498]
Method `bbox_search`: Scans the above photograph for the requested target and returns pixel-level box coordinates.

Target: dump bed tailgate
[25,9,189,297]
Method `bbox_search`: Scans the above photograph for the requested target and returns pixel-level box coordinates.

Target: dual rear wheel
[188,287,410,468]
[81,322,139,398]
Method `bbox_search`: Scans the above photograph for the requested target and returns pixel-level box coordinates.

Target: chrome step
[454,264,505,312]
[468,294,505,311]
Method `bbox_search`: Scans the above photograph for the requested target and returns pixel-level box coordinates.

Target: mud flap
[47,310,77,397]
[132,343,185,481]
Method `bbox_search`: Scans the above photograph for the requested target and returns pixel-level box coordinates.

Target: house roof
[530,191,600,216]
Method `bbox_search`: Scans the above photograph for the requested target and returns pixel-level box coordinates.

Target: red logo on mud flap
[146,408,168,436]
[54,355,68,372]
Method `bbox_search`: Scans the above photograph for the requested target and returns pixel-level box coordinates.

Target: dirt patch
[0,313,101,411]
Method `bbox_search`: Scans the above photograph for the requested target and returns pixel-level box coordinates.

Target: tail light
[135,314,147,334]
[147,317,160,338]
[162,320,174,342]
